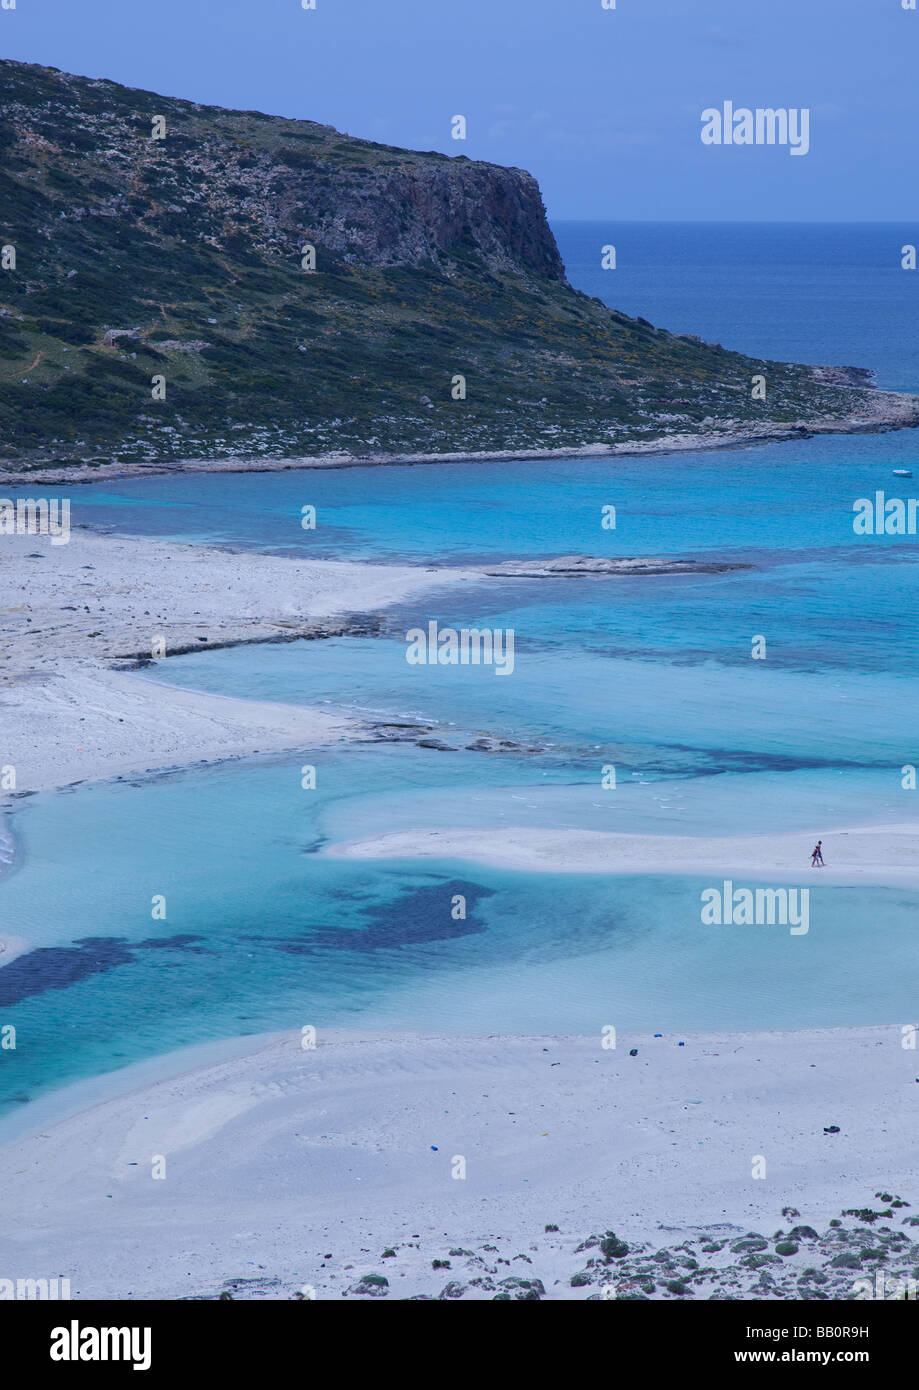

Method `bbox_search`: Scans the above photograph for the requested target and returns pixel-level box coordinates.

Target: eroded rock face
[0,59,564,282]
[298,160,565,279]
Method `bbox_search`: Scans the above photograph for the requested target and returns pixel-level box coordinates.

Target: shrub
[600,1231,629,1261]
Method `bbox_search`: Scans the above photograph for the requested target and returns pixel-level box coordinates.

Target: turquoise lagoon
[2,223,919,1116]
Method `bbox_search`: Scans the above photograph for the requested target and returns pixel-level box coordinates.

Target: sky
[1,0,917,222]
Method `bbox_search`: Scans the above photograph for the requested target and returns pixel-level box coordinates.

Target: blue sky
[2,0,917,221]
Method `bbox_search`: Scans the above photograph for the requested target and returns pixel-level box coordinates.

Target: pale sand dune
[0,1026,914,1300]
[0,530,478,792]
[327,823,919,886]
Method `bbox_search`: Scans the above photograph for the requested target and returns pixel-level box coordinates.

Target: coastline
[3,475,917,1303]
[0,530,480,794]
[3,396,919,487]
[0,1022,914,1300]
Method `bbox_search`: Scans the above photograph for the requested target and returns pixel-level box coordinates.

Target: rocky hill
[0,58,915,473]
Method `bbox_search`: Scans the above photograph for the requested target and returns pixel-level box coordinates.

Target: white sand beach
[0,1025,914,1300]
[327,823,919,887]
[0,530,477,792]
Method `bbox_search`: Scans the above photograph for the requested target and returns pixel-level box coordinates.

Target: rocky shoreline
[3,390,918,486]
[201,1199,919,1301]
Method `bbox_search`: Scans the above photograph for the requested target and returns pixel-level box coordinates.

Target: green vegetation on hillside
[0,59,906,470]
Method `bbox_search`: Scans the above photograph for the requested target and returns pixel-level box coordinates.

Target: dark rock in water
[629,1048,638,1057]
[824,1125,841,1133]
[464,735,544,755]
[366,722,433,744]
[483,555,752,579]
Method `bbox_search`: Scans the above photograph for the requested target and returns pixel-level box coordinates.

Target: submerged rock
[483,555,751,579]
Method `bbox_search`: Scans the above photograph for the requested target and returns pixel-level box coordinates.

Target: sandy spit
[326,823,919,887]
[0,530,479,793]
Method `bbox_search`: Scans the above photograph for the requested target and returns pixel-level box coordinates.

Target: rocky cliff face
[0,59,564,281]
[0,59,914,470]
[324,160,566,279]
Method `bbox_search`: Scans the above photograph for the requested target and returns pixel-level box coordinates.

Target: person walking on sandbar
[810,840,824,867]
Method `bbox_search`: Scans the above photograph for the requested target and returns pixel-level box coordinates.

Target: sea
[1,222,918,1119]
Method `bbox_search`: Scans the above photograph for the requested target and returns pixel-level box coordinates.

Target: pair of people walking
[810,840,824,867]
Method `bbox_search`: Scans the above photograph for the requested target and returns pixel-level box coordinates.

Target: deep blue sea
[2,224,918,1117]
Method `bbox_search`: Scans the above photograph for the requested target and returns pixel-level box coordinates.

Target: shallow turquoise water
[1,748,915,1117]
[2,223,919,1115]
[15,432,919,568]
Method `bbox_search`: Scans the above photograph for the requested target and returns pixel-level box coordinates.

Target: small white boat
[892,469,912,477]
